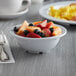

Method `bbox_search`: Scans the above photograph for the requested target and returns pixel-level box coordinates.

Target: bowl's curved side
[15,35,60,53]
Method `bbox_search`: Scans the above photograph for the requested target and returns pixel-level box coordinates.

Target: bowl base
[25,51,43,54]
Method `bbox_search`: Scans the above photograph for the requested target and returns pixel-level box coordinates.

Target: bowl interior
[10,24,67,40]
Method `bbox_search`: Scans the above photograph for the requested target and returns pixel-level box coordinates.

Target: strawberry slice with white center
[46,22,55,28]
[37,20,47,29]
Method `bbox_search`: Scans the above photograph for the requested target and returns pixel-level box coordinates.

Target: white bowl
[10,24,67,53]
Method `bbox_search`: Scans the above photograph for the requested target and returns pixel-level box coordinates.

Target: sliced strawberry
[42,28,51,37]
[26,33,41,38]
[37,24,44,29]
[46,22,55,28]
[37,20,47,29]
[41,20,47,27]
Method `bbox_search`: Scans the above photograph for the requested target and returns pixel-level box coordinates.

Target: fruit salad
[14,20,62,38]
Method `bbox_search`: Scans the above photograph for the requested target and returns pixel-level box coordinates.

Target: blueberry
[49,28,54,33]
[24,30,29,35]
[34,29,45,37]
[29,23,34,26]
[37,32,41,35]
[40,32,45,37]
[14,27,18,32]
[34,29,40,34]
[37,32,45,37]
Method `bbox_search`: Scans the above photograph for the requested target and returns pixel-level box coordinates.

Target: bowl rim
[10,24,67,40]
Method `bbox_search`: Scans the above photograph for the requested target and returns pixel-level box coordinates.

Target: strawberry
[37,20,47,29]
[46,22,54,28]
[42,28,51,37]
[26,33,41,38]
[37,24,43,29]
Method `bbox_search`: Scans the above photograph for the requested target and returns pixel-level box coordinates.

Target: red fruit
[41,20,47,27]
[37,20,47,29]
[46,22,54,28]
[42,28,51,37]
[26,33,41,38]
[37,24,44,29]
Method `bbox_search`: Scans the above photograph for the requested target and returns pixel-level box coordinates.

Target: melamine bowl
[10,24,67,53]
